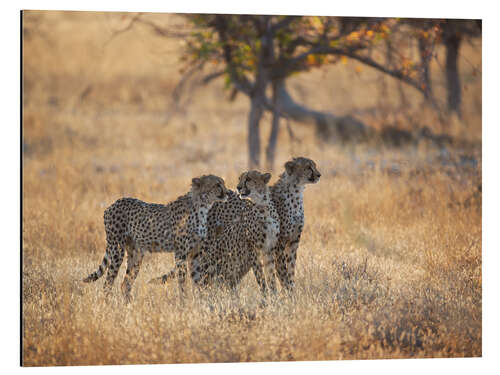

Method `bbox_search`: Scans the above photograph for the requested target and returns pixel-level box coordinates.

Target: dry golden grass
[22,11,481,366]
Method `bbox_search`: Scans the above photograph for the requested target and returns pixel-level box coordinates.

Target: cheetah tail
[83,254,109,283]
[148,269,176,285]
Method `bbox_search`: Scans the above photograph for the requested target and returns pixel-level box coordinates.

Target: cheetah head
[284,157,321,185]
[191,175,228,205]
[237,170,272,205]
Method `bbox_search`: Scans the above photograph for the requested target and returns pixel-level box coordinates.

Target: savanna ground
[22,11,482,366]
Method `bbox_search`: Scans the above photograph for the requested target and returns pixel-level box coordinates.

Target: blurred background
[22,11,482,365]
[22,12,481,174]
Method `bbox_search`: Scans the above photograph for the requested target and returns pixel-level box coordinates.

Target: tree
[113,14,480,168]
[183,15,452,168]
[402,18,481,118]
[441,19,481,117]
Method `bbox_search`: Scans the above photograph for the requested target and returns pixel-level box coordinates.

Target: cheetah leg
[251,256,268,307]
[175,253,188,300]
[189,242,206,286]
[189,248,212,302]
[255,245,277,300]
[176,240,203,299]
[121,249,144,303]
[148,242,204,286]
[103,242,124,296]
[262,247,277,296]
[176,262,188,301]
[284,237,301,293]
[273,241,290,292]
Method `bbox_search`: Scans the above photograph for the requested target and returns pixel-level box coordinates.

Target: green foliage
[180,15,446,97]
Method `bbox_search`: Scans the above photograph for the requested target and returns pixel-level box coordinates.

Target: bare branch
[135,17,192,38]
[103,13,192,48]
[275,43,426,95]
[201,70,226,85]
[171,61,206,104]
[339,50,424,93]
[103,13,142,47]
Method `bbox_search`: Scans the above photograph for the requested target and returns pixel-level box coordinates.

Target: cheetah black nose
[310,172,321,183]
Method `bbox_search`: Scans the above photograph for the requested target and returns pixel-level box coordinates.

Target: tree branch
[271,16,301,33]
[171,61,206,103]
[275,44,426,95]
[212,15,256,96]
[103,13,192,48]
[103,13,142,47]
[135,17,192,38]
[274,43,363,78]
[339,50,424,93]
[201,70,226,85]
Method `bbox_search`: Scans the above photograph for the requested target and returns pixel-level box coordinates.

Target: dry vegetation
[22,11,481,366]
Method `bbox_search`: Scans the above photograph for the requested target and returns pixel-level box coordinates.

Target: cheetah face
[192,175,228,205]
[237,170,272,205]
[284,157,321,185]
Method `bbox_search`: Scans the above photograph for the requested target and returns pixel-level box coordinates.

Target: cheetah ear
[262,173,272,184]
[192,177,202,189]
[285,160,295,175]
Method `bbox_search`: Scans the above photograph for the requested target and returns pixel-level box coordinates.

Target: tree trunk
[444,32,462,117]
[248,95,264,169]
[418,36,434,102]
[265,80,282,171]
[247,16,273,169]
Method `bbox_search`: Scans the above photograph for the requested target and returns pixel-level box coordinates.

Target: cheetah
[150,158,321,297]
[270,157,321,293]
[83,174,228,301]
[150,171,280,299]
